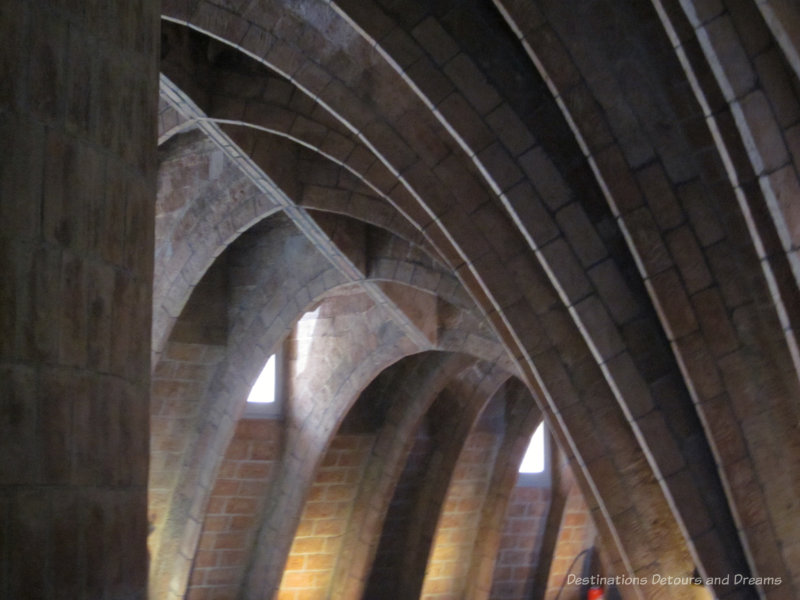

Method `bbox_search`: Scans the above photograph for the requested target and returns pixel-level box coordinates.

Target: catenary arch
[494,0,800,595]
[158,20,446,253]
[153,119,455,359]
[154,74,452,364]
[273,352,495,600]
[380,361,513,600]
[460,378,547,600]
[324,2,760,598]
[156,2,723,597]
[150,210,519,599]
[398,363,519,600]
[324,354,498,599]
[154,129,282,358]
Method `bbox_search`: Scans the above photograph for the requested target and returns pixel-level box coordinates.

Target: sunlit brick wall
[278,434,373,600]
[421,431,498,599]
[187,419,282,600]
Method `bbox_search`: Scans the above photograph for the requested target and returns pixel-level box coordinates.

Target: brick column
[0,1,158,598]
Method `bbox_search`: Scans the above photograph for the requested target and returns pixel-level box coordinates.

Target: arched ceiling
[149,1,800,599]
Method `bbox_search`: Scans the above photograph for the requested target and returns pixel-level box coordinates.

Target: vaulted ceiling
[148,1,800,599]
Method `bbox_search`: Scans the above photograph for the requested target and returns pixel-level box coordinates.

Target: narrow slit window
[247,354,276,404]
[519,422,545,474]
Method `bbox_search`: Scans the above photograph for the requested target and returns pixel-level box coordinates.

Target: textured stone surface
[7,0,800,599]
[0,1,158,599]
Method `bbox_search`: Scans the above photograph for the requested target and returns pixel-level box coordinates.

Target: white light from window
[295,306,321,375]
[247,354,276,404]
[519,422,545,474]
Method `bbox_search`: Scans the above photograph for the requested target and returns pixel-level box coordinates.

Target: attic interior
[2,1,800,599]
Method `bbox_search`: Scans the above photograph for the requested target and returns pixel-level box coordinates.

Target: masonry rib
[160,74,433,350]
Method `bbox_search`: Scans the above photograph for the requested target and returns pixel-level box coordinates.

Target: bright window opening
[247,354,276,404]
[295,306,321,375]
[519,422,545,474]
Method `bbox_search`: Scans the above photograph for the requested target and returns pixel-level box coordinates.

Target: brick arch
[159,0,498,271]
[154,113,442,364]
[154,130,281,357]
[374,361,513,600]
[487,0,759,595]
[282,351,480,600]
[239,329,513,599]
[338,4,759,598]
[646,16,800,594]
[184,290,423,600]
[155,287,415,599]
[155,72,509,384]
[495,0,800,596]
[314,3,719,597]
[421,376,543,600]
[158,2,717,597]
[219,123,444,262]
[462,379,545,600]
[153,107,462,362]
[173,300,515,600]
[158,20,446,258]
[149,213,347,599]
[755,0,800,82]
[155,36,450,362]
[151,211,516,599]
[659,0,800,301]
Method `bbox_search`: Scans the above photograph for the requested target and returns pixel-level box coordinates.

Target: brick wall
[151,2,800,598]
[278,434,373,600]
[421,431,499,599]
[187,419,282,600]
[491,485,551,599]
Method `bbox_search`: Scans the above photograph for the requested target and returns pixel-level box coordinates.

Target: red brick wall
[491,485,551,599]
[186,419,281,600]
[278,434,373,600]
[421,431,498,599]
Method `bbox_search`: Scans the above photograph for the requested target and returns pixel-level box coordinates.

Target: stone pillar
[0,1,158,598]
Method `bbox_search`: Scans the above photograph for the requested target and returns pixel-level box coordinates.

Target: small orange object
[587,587,604,600]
